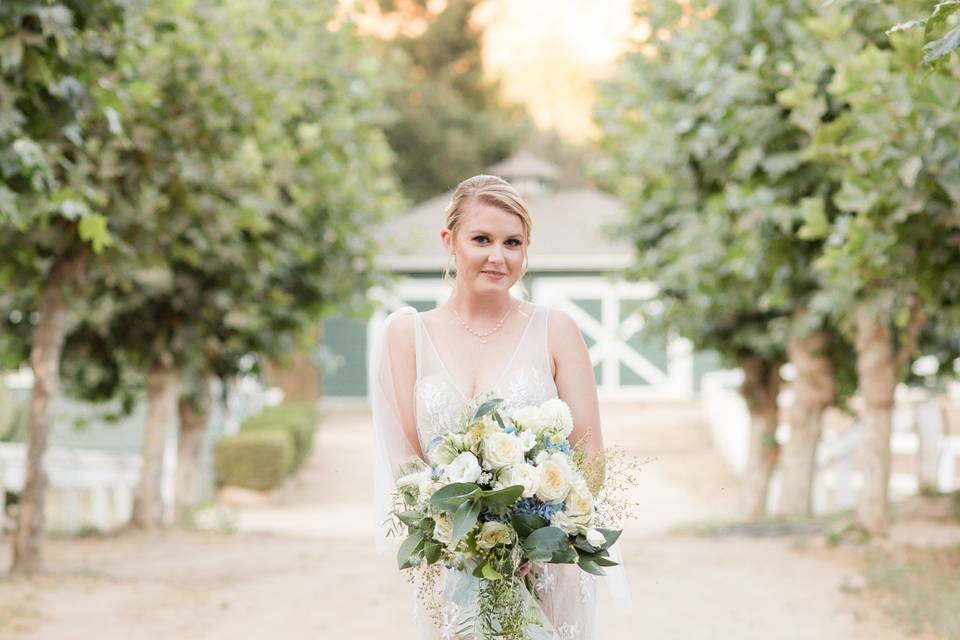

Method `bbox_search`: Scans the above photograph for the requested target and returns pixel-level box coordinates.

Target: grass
[863,545,960,639]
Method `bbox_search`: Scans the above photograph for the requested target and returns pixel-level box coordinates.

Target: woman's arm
[548,308,606,492]
[386,313,426,461]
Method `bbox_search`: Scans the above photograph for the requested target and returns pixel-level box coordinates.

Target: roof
[486,151,561,182]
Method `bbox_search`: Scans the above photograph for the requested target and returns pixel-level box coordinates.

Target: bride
[370,175,620,639]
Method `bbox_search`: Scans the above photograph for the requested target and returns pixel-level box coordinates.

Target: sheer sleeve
[369,305,422,555]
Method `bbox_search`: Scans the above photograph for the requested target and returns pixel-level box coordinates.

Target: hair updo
[442,175,532,287]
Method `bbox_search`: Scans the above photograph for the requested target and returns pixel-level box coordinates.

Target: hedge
[213,429,294,492]
[238,401,319,473]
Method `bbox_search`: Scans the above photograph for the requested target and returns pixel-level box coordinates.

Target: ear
[440,227,453,254]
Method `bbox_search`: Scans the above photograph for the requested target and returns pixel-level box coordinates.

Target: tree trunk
[777,326,835,518]
[12,250,89,574]
[739,355,782,520]
[131,361,178,529]
[854,306,898,536]
[174,375,212,523]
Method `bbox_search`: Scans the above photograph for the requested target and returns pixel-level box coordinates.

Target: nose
[488,244,505,264]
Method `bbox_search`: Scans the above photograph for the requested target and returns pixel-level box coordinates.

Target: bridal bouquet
[391,396,624,639]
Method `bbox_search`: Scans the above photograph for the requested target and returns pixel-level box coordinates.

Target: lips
[481,270,506,278]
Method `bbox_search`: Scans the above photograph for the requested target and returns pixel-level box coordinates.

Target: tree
[0,0,125,574]
[365,0,531,202]
[53,0,402,528]
[889,0,960,66]
[789,2,960,534]
[594,0,866,519]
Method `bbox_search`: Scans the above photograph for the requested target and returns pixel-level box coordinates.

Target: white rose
[497,462,540,498]
[518,429,537,452]
[585,527,606,548]
[536,454,572,504]
[564,483,594,517]
[550,511,580,536]
[540,398,574,436]
[483,432,525,470]
[445,451,482,484]
[476,521,515,550]
[511,405,548,435]
[433,513,454,544]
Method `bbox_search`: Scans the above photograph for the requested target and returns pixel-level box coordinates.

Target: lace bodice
[412,301,558,451]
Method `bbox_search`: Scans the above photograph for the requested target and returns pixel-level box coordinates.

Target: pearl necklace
[452,302,515,344]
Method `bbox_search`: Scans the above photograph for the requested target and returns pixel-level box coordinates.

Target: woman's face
[442,202,527,294]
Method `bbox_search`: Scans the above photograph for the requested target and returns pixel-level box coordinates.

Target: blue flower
[510,497,563,521]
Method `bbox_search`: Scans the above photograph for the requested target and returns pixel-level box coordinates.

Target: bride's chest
[414,367,557,444]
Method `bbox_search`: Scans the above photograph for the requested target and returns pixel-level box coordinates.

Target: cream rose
[445,451,482,484]
[540,398,574,436]
[564,483,595,517]
[535,454,572,504]
[483,432,525,470]
[497,462,540,498]
[476,521,515,550]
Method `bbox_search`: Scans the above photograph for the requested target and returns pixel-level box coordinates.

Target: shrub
[239,401,318,473]
[214,429,294,492]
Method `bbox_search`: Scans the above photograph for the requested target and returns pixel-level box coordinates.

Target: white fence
[701,369,960,515]
[0,443,141,532]
[0,370,269,534]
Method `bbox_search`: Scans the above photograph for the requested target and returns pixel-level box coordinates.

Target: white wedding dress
[370,300,618,640]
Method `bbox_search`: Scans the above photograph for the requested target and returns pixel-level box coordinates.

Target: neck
[446,287,516,322]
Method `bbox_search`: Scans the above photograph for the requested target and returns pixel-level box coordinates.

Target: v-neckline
[417,303,535,403]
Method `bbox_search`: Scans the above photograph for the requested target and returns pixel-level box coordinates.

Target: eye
[473,235,489,243]
[506,239,522,247]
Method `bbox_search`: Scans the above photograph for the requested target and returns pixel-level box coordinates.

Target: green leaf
[597,528,622,550]
[480,484,523,512]
[396,511,423,526]
[523,526,569,561]
[397,530,424,570]
[77,213,114,253]
[593,555,620,567]
[429,483,482,512]
[923,26,960,65]
[577,555,608,577]
[481,562,502,581]
[797,198,829,240]
[423,540,442,565]
[450,500,482,543]
[511,513,549,538]
[470,398,503,422]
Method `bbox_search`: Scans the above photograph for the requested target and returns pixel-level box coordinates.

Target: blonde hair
[442,175,532,297]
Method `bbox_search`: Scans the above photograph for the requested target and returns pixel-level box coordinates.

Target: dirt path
[0,402,904,639]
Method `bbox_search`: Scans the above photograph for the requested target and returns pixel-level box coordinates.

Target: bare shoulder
[546,306,582,344]
[386,311,415,357]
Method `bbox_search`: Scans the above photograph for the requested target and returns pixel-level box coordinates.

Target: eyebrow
[467,229,524,239]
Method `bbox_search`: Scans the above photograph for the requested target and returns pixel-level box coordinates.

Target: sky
[341,0,646,142]
[479,0,644,141]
